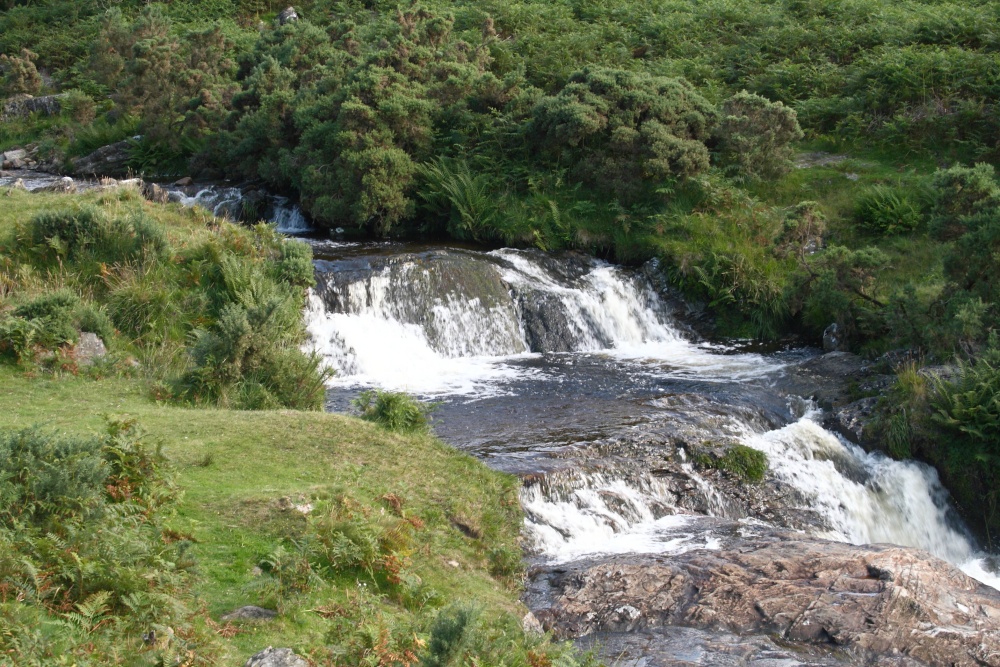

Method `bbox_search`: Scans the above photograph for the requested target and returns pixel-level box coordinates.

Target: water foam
[305,248,785,394]
[739,406,999,590]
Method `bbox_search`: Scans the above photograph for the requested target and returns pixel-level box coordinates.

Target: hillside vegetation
[4,0,1000,651]
[0,192,577,665]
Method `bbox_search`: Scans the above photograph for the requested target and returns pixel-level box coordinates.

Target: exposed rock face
[75,333,107,365]
[71,140,134,177]
[277,6,299,24]
[244,647,309,667]
[221,605,277,622]
[528,528,1000,667]
[2,94,63,120]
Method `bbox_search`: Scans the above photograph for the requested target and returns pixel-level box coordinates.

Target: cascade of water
[272,198,313,234]
[305,248,782,393]
[520,403,1000,590]
[520,471,722,563]
[738,405,1000,589]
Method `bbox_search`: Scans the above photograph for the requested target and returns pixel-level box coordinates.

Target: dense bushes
[0,196,326,409]
[0,420,215,665]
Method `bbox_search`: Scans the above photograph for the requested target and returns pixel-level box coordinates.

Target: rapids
[303,242,1000,594]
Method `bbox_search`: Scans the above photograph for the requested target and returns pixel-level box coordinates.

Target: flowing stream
[304,242,1000,595]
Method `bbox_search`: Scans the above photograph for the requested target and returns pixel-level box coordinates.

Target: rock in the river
[244,647,309,667]
[35,176,76,193]
[71,139,134,178]
[75,333,107,365]
[141,181,170,204]
[2,148,27,170]
[823,322,847,352]
[530,529,1000,667]
[829,396,878,445]
[222,605,277,622]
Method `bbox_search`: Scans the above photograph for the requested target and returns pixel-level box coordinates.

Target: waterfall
[272,198,313,234]
[305,248,781,394]
[520,403,1000,590]
[303,243,999,591]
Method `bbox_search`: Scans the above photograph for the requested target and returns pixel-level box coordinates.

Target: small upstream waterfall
[305,248,780,393]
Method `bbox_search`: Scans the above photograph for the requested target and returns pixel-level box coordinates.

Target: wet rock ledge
[527,524,1000,667]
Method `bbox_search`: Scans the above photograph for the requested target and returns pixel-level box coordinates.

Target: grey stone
[75,333,107,365]
[2,94,63,120]
[244,647,309,667]
[141,181,170,204]
[221,606,277,622]
[277,6,299,24]
[829,396,878,445]
[529,527,1000,667]
[36,176,76,193]
[174,176,193,187]
[522,611,545,636]
[2,149,26,163]
[71,140,133,178]
[822,322,847,352]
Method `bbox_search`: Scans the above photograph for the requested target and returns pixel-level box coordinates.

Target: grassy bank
[0,367,564,665]
[0,190,574,666]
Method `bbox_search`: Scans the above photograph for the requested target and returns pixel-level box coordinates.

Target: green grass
[0,367,533,663]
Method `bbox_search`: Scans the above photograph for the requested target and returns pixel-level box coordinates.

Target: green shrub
[929,346,1000,544]
[276,238,315,288]
[854,185,923,235]
[713,91,803,181]
[717,444,769,482]
[60,88,96,125]
[353,391,433,433]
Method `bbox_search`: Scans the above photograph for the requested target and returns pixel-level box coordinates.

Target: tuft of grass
[353,390,435,433]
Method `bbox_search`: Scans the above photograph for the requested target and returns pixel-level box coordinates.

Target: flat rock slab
[529,528,1000,667]
[244,647,308,667]
[222,605,278,622]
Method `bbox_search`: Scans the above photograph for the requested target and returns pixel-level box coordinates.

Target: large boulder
[75,333,107,366]
[529,528,1000,666]
[71,139,134,178]
[277,6,299,24]
[2,94,63,120]
[244,647,309,667]
[1,148,27,169]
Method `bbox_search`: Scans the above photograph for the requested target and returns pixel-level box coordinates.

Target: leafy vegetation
[695,443,769,483]
[0,369,581,666]
[0,188,326,409]
[354,390,435,433]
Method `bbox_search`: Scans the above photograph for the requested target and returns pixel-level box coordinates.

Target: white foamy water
[272,200,313,234]
[521,472,721,563]
[305,248,783,394]
[304,290,533,395]
[739,405,1000,590]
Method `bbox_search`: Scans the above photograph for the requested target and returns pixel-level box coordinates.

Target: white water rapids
[303,245,1000,592]
[305,248,782,394]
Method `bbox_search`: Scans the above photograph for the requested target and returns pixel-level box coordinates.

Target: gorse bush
[1,196,325,409]
[354,390,434,433]
[0,419,215,665]
[713,91,803,181]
